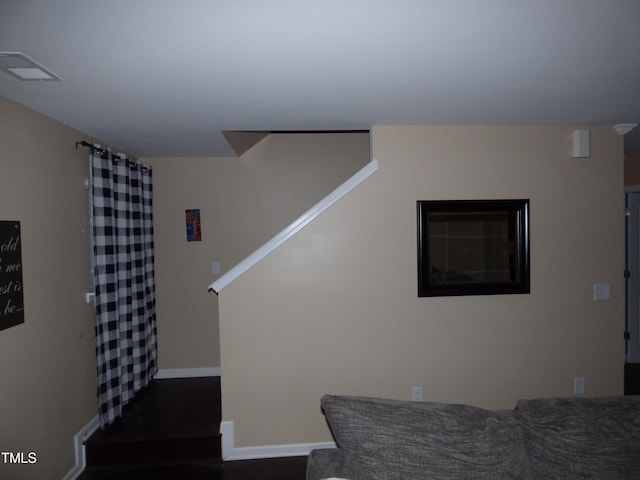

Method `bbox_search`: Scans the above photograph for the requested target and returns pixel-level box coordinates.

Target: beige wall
[0,96,97,479]
[144,132,370,369]
[218,125,624,447]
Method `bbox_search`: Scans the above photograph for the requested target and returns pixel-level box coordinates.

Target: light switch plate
[593,283,610,301]
[212,261,221,275]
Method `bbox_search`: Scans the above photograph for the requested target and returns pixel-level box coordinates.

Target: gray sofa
[306,394,640,480]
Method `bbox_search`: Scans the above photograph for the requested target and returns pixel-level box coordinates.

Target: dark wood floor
[77,377,307,480]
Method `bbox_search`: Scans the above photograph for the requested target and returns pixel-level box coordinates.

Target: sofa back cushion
[516,396,640,480]
[321,395,532,480]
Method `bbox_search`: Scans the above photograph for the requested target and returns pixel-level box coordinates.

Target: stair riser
[86,435,221,466]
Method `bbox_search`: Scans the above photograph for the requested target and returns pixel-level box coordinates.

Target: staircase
[78,377,222,478]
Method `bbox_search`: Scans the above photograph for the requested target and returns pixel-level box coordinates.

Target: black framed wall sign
[0,220,24,331]
[417,200,530,297]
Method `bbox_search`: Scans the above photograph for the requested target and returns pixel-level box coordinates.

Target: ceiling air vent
[0,52,61,81]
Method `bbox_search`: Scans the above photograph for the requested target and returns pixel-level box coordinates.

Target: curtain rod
[75,140,124,161]
[75,140,94,150]
[76,140,147,172]
[76,140,112,161]
[75,140,110,158]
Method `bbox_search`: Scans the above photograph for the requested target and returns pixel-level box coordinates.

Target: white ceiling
[1,0,639,157]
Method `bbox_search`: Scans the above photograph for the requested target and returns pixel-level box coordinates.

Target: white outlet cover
[411,386,424,401]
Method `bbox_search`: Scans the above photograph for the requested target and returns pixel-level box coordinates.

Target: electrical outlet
[411,386,424,402]
[574,377,585,395]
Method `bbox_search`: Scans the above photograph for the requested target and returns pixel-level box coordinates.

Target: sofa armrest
[306,448,351,480]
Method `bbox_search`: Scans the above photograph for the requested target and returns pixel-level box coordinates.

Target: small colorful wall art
[185,209,202,242]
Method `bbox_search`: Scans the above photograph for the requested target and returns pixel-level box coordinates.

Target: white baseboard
[62,415,100,480]
[66,372,333,478]
[220,420,336,461]
[154,367,221,379]
[225,442,337,461]
[62,416,334,479]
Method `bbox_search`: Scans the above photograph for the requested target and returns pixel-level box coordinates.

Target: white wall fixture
[211,261,221,275]
[614,124,638,136]
[574,377,586,395]
[411,386,424,401]
[572,129,590,158]
[593,282,611,301]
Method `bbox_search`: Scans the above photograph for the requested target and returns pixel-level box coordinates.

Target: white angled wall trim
[154,367,221,379]
[209,158,379,293]
[220,420,336,460]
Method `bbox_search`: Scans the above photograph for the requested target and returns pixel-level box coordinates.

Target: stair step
[85,433,222,466]
[83,377,222,467]
[78,459,222,480]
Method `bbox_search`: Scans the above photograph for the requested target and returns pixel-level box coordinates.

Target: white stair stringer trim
[62,415,100,480]
[209,158,379,293]
[220,420,336,461]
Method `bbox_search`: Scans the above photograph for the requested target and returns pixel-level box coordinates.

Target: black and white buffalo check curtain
[90,146,158,428]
